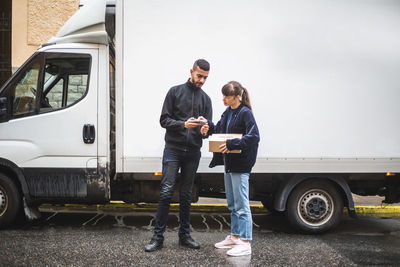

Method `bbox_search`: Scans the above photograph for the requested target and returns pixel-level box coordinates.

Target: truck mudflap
[86,164,110,203]
[274,175,356,216]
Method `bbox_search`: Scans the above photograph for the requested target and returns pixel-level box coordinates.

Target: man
[145,59,212,252]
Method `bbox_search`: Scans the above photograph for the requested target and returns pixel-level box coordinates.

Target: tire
[0,173,21,228]
[286,179,343,234]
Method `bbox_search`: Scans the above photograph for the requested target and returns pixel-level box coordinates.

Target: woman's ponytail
[240,87,252,111]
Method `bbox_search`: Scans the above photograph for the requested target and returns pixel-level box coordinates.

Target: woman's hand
[219,141,230,153]
[197,116,208,125]
[200,124,209,135]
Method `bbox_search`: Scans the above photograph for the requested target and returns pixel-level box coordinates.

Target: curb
[352,205,400,216]
[39,202,400,216]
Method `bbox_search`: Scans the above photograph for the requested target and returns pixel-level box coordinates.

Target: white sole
[215,245,234,249]
[227,250,252,257]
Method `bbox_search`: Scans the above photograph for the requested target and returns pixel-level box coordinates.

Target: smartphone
[192,119,207,125]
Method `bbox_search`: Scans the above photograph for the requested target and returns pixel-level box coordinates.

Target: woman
[201,81,260,257]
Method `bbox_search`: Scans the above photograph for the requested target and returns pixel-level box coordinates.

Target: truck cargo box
[116,0,400,174]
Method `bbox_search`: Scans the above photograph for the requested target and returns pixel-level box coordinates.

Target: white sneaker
[226,239,251,257]
[215,235,237,249]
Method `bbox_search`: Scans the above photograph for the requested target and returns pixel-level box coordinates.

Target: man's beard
[191,77,203,88]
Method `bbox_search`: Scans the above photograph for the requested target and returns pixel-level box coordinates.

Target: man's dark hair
[193,59,210,71]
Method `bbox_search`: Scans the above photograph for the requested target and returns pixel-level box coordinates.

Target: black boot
[179,235,200,249]
[145,236,164,252]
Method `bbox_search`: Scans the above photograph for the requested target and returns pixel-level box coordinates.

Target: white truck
[0,0,399,233]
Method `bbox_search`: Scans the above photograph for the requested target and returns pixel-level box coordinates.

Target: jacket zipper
[184,89,195,151]
[225,110,239,172]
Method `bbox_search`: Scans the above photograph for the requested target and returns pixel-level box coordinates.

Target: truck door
[0,48,104,201]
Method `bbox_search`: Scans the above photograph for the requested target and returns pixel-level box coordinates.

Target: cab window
[40,56,91,113]
[5,53,91,119]
[11,59,41,116]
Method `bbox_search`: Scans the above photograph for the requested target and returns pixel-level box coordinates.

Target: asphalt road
[1,210,400,266]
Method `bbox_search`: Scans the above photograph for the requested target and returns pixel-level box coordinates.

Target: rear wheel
[0,173,21,228]
[286,180,343,234]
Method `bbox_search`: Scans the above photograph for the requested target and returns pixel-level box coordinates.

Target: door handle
[83,124,95,144]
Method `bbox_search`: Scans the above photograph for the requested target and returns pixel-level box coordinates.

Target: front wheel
[0,173,21,228]
[286,180,343,234]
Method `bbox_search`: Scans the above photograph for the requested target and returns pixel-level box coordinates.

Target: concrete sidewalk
[39,194,400,216]
[351,195,387,206]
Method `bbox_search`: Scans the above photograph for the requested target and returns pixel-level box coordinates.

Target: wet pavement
[1,210,400,266]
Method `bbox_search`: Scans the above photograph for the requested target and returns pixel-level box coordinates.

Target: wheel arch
[274,174,355,214]
[0,158,31,204]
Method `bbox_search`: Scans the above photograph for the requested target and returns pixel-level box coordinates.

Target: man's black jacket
[160,80,212,152]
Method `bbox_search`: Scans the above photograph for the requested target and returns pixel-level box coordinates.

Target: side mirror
[0,97,9,122]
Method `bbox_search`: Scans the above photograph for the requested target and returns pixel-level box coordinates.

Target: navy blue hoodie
[209,104,260,173]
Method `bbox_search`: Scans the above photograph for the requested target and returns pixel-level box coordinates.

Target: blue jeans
[154,148,201,239]
[224,172,252,240]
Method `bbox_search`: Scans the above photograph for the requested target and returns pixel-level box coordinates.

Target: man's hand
[219,141,230,153]
[184,117,201,128]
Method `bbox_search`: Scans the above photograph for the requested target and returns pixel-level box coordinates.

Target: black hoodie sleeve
[204,95,213,123]
[160,87,185,131]
[201,95,213,138]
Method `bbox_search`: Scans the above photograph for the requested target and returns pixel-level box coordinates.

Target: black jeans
[154,148,201,239]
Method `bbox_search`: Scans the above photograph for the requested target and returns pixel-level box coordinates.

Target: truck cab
[0,0,115,226]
